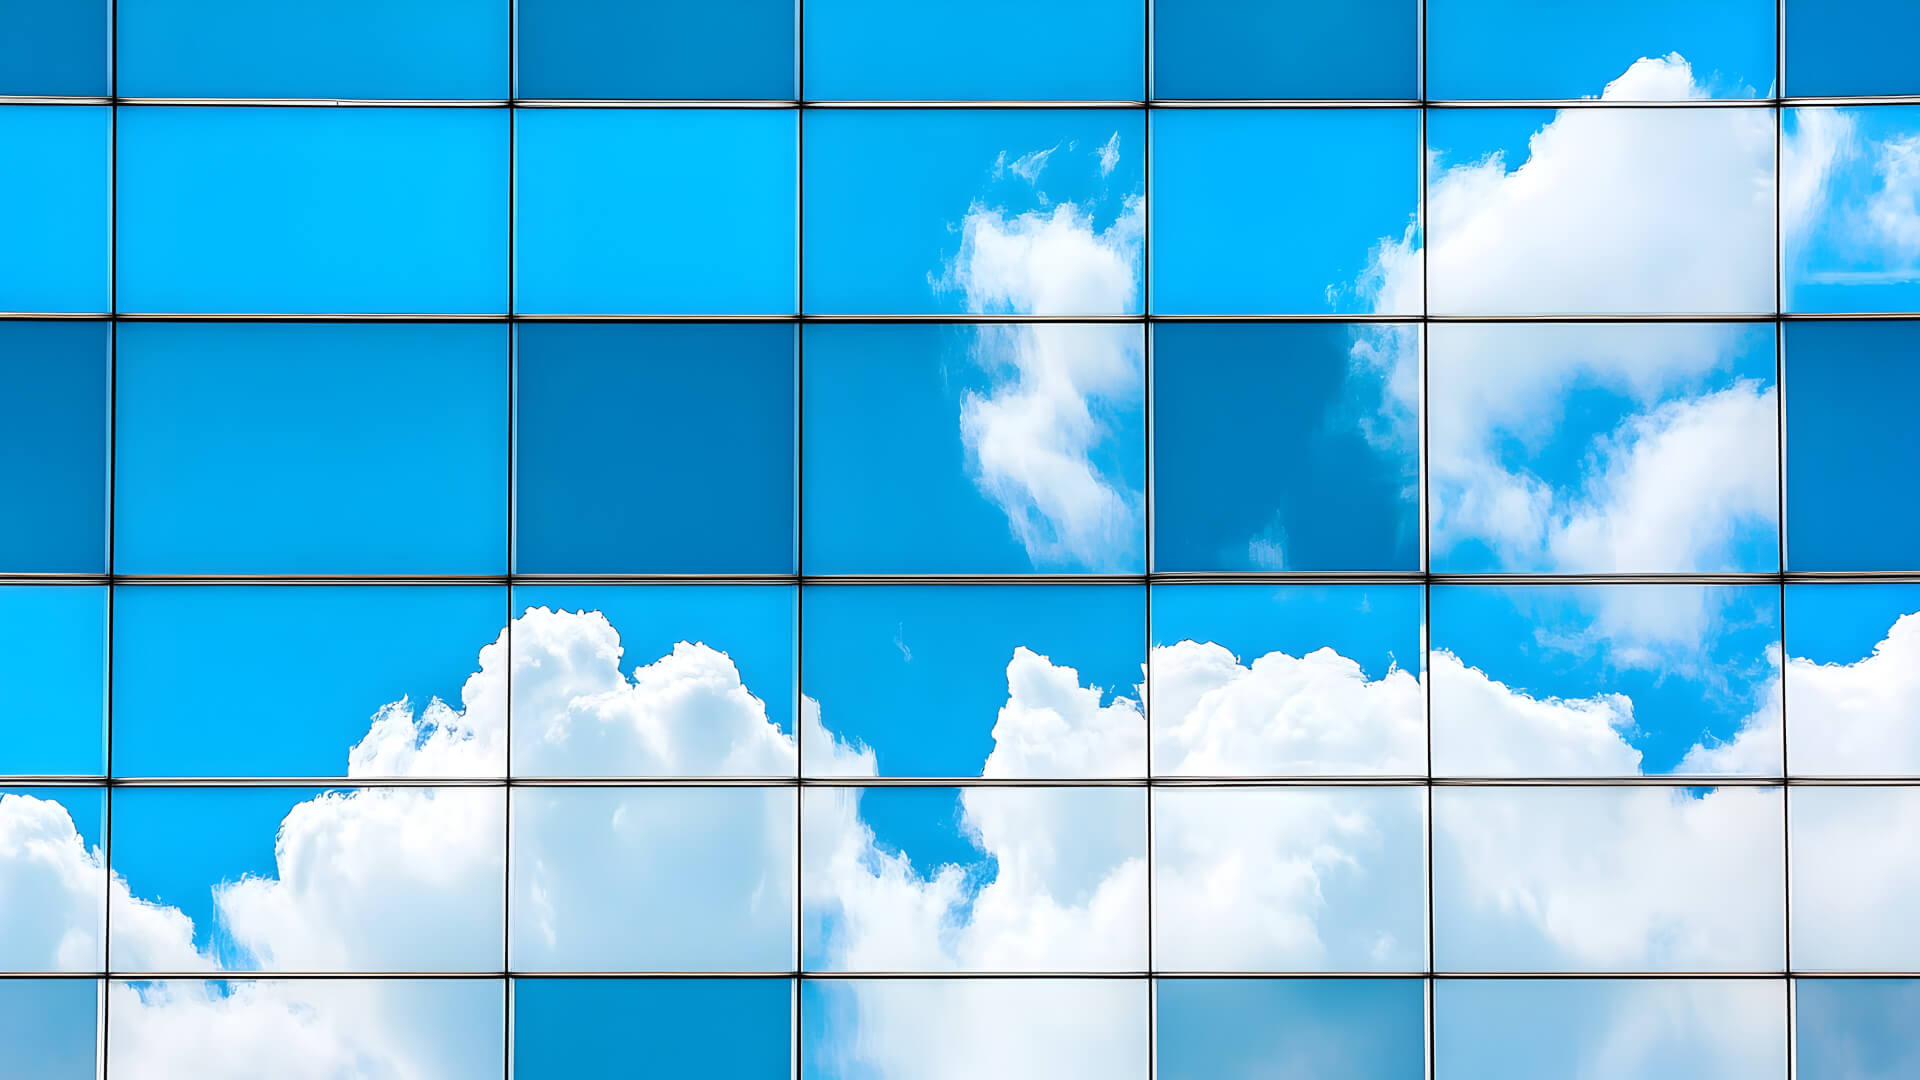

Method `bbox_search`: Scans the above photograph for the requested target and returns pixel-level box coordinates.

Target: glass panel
[514,978,792,1077]
[510,786,795,972]
[511,586,797,778]
[0,787,104,972]
[802,584,1144,778]
[1152,0,1415,100]
[1784,107,1920,315]
[1150,584,1424,777]
[1786,0,1920,97]
[1156,979,1425,1080]
[1786,322,1920,570]
[1151,323,1420,570]
[802,786,1145,972]
[803,109,1142,314]
[1791,785,1920,970]
[801,978,1147,1078]
[804,0,1142,101]
[1796,979,1920,1078]
[1428,322,1779,573]
[1784,584,1920,776]
[0,0,108,95]
[0,322,107,572]
[1431,584,1782,778]
[1435,979,1786,1079]
[515,0,794,100]
[109,787,503,972]
[513,323,795,572]
[117,0,505,98]
[515,109,795,315]
[114,323,506,575]
[1429,0,1774,100]
[1426,106,1775,315]
[0,106,109,313]
[116,106,506,314]
[802,323,1146,573]
[0,586,106,776]
[1151,109,1419,315]
[1432,785,1785,972]
[1152,787,1426,972]
[0,979,96,1078]
[112,586,506,779]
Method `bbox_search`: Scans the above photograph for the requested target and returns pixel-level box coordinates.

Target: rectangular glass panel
[1784,107,1920,315]
[513,978,792,1077]
[1152,0,1416,100]
[1786,0,1920,97]
[0,322,108,572]
[515,0,795,100]
[0,106,109,313]
[1156,978,1425,1079]
[1785,321,1920,570]
[0,0,108,95]
[0,979,95,1077]
[1796,979,1920,1078]
[0,586,106,776]
[0,787,104,972]
[1784,584,1920,776]
[1791,785,1920,971]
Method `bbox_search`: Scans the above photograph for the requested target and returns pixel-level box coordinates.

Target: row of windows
[5,0,1917,100]
[6,103,1920,316]
[5,320,1914,575]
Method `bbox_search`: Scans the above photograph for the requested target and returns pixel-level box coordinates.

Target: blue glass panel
[1798,979,1920,1079]
[1787,0,1920,97]
[118,0,505,98]
[1786,321,1920,570]
[516,0,794,100]
[1784,107,1920,315]
[514,979,791,1078]
[0,321,107,571]
[0,0,107,95]
[805,0,1142,101]
[1783,583,1920,777]
[515,109,795,315]
[513,323,793,572]
[1790,785,1920,970]
[117,106,506,314]
[1152,0,1416,100]
[0,788,104,972]
[114,323,507,575]
[0,586,105,775]
[0,979,97,1078]
[0,106,109,313]
[1157,979,1425,1080]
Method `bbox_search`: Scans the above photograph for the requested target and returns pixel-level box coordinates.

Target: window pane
[1150,584,1424,777]
[0,323,106,573]
[0,106,109,313]
[1786,0,1920,97]
[1428,322,1779,573]
[1784,107,1920,315]
[1431,584,1782,778]
[802,323,1145,573]
[114,323,506,575]
[1791,785,1920,971]
[513,323,794,572]
[117,106,506,314]
[1429,0,1774,100]
[515,109,794,315]
[1156,979,1425,1080]
[1151,110,1417,315]
[804,0,1141,101]
[117,0,505,98]
[0,979,96,1079]
[1796,979,1920,1079]
[0,788,104,972]
[109,787,503,972]
[510,786,794,972]
[0,586,105,776]
[1427,105,1774,315]
[1432,785,1784,971]
[514,978,791,1078]
[1151,323,1419,569]
[112,586,505,779]
[804,110,1142,314]
[515,0,794,100]
[1153,787,1426,972]
[510,587,797,778]
[1784,584,1920,776]
[0,0,107,95]
[802,786,1145,972]
[1152,0,1415,100]
[1786,322,1920,570]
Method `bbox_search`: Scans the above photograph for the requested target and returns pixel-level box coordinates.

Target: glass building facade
[2,1,1918,1076]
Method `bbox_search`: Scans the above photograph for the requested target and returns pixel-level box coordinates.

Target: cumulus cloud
[1791,785,1920,970]
[1785,611,1920,775]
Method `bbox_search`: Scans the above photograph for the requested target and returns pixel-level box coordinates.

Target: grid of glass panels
[2,0,1918,1076]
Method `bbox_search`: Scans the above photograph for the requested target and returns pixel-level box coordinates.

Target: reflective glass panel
[1156,978,1425,1080]
[0,586,106,776]
[1152,0,1416,100]
[515,0,795,100]
[0,787,104,972]
[1785,321,1920,570]
[1786,0,1920,97]
[0,106,109,313]
[1797,978,1920,1079]
[0,978,97,1078]
[1791,785,1920,971]
[514,978,793,1078]
[0,0,107,95]
[1784,584,1920,776]
[0,322,107,572]
[1784,107,1920,315]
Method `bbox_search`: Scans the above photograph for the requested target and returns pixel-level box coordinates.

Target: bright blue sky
[1797,978,1920,1078]
[1156,979,1425,1079]
[1430,0,1774,99]
[0,587,105,776]
[804,584,1142,776]
[1153,323,1418,569]
[518,0,792,99]
[1786,321,1920,570]
[0,979,95,1079]
[0,0,106,95]
[115,323,505,574]
[1785,107,1920,315]
[1152,584,1422,681]
[514,979,790,1078]
[804,110,1143,314]
[1786,0,1920,97]
[0,322,107,572]
[515,324,795,572]
[0,106,108,313]
[1786,583,1918,664]
[807,0,1140,100]
[802,323,1146,573]
[112,586,503,777]
[1434,584,1780,773]
[515,109,795,314]
[117,107,505,314]
[1151,109,1418,314]
[1153,0,1415,100]
[515,584,796,742]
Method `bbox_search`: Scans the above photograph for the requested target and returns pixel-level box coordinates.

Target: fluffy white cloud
[1791,785,1920,970]
[1430,651,1643,777]
[1785,611,1920,774]
[1868,132,1920,262]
